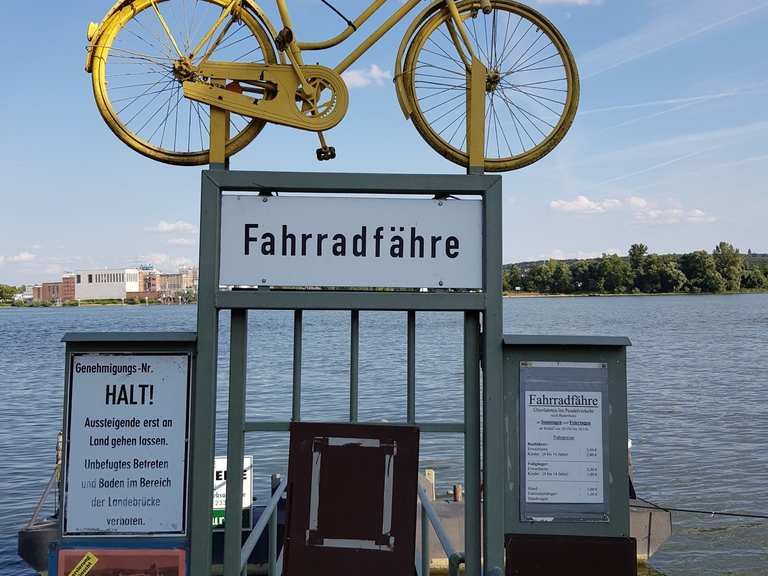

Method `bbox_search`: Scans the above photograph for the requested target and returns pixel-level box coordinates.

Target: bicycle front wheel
[403,0,579,172]
[91,0,277,165]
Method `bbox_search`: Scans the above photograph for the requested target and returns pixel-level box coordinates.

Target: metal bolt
[438,200,444,206]
[262,197,268,202]
[439,280,444,286]
[261,279,267,284]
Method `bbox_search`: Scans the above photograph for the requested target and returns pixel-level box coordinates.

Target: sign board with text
[219,194,483,289]
[502,336,631,538]
[212,456,253,529]
[521,363,606,510]
[61,335,194,537]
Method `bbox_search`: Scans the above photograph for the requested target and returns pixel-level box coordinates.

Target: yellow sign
[67,552,98,576]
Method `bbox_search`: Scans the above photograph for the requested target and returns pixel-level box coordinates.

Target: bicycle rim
[404,0,579,172]
[91,0,276,165]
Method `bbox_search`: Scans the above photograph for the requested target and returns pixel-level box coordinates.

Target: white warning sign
[63,354,191,535]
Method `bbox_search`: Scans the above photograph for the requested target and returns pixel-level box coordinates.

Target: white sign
[219,194,483,289]
[213,456,253,510]
[64,354,190,535]
[524,382,603,504]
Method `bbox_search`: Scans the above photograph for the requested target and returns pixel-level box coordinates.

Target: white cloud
[139,253,195,272]
[539,248,618,260]
[0,251,36,265]
[342,64,391,89]
[168,238,197,247]
[550,195,622,214]
[550,195,717,225]
[145,220,198,234]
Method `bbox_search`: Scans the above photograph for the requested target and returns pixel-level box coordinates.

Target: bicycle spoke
[509,37,552,75]
[414,62,466,78]
[499,95,535,148]
[497,92,552,135]
[422,91,466,114]
[425,36,465,69]
[116,74,174,114]
[438,109,467,139]
[504,30,544,76]
[501,83,566,107]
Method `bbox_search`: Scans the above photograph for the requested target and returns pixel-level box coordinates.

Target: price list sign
[519,361,608,521]
[63,353,191,536]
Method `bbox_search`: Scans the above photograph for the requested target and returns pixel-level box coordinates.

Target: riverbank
[503,289,768,298]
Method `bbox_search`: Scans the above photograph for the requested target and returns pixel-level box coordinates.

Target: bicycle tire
[90,0,277,165]
[403,0,579,172]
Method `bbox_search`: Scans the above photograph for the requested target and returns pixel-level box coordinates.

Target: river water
[1,294,766,575]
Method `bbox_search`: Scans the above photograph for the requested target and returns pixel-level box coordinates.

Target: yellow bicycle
[85,0,579,171]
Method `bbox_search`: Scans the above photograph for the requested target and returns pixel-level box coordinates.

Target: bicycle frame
[272,0,481,75]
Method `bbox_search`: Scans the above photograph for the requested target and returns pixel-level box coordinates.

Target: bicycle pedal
[316,146,336,161]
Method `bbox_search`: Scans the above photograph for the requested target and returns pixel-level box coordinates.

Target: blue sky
[1,0,767,285]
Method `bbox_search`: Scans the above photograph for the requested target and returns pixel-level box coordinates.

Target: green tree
[550,261,573,294]
[568,260,598,292]
[524,263,553,292]
[599,254,633,293]
[504,265,523,291]
[629,243,648,273]
[655,256,687,293]
[741,266,767,289]
[679,251,726,293]
[712,242,743,291]
[0,284,19,303]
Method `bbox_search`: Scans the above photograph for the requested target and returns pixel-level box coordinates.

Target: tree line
[504,243,768,295]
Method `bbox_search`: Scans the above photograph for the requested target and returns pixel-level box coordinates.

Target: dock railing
[239,475,287,575]
[418,483,465,576]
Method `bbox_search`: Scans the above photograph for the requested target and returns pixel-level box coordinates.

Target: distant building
[61,274,76,301]
[32,285,42,302]
[139,268,159,293]
[41,282,62,303]
[159,266,198,300]
[74,268,140,301]
[22,286,34,303]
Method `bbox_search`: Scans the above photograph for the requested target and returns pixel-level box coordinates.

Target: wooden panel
[506,533,637,576]
[285,423,419,576]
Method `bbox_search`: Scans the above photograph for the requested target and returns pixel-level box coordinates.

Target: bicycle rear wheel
[90,0,276,165]
[403,0,579,172]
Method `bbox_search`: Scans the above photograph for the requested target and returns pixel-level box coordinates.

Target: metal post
[210,106,230,169]
[407,310,416,423]
[224,309,248,576]
[349,310,359,422]
[482,180,505,573]
[292,310,303,421]
[464,311,481,576]
[269,474,280,576]
[189,172,223,576]
[467,57,487,175]
[421,503,430,576]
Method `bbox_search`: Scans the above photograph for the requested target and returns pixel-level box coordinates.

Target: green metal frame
[189,170,505,576]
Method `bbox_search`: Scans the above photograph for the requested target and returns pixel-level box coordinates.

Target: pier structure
[188,167,505,576]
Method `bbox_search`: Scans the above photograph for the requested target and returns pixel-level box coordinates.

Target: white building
[74,268,140,301]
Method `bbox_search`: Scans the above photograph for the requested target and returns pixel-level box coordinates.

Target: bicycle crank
[183,62,348,132]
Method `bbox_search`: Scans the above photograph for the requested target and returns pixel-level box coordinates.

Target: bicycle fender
[85,0,134,72]
[394,0,451,119]
[85,0,283,73]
